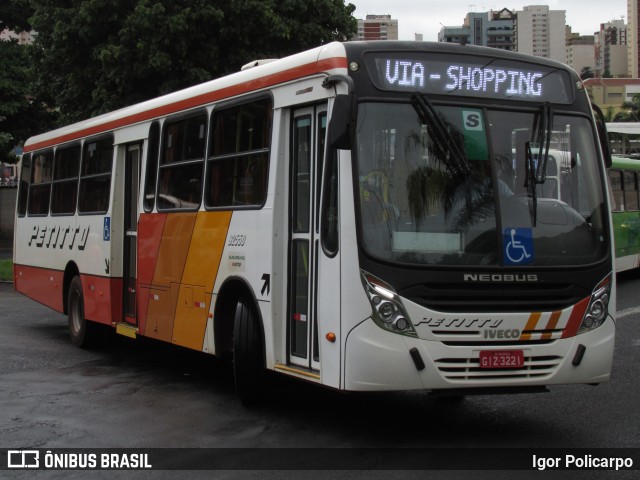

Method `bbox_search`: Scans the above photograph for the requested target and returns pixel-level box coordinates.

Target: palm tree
[580,66,594,80]
[614,94,640,122]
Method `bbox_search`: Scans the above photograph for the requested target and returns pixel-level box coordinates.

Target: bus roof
[23,42,349,153]
[24,40,579,153]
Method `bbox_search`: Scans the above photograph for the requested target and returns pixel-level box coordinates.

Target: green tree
[1,2,58,161]
[28,0,357,124]
[0,40,25,161]
[0,38,58,163]
[605,106,615,123]
[0,0,34,32]
[614,94,640,122]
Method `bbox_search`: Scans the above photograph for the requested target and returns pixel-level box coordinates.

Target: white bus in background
[0,162,18,187]
[14,41,615,404]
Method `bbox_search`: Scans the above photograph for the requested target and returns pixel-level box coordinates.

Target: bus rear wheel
[233,296,265,406]
[67,276,97,348]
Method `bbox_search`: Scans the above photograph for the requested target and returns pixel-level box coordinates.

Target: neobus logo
[463,273,539,283]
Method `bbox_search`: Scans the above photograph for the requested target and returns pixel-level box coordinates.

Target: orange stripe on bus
[143,213,197,343]
[520,312,541,341]
[151,213,198,287]
[23,57,348,153]
[173,211,232,351]
[180,211,232,289]
[541,311,562,340]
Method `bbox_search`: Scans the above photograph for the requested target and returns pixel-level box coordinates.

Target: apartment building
[567,30,595,76]
[438,8,515,50]
[438,5,566,63]
[514,5,567,63]
[354,14,398,41]
[629,0,640,77]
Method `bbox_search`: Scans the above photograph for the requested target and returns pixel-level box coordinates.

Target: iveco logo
[484,329,521,339]
[463,273,539,282]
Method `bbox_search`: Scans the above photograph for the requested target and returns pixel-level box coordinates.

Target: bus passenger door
[288,104,330,372]
[123,142,142,323]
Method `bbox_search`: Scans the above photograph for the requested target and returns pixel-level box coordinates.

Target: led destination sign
[368,54,572,104]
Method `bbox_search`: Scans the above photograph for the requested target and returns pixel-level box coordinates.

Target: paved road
[1,275,639,479]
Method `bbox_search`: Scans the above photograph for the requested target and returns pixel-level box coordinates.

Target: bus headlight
[361,270,417,337]
[578,274,612,335]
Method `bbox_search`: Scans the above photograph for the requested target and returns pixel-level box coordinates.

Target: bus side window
[28,150,53,216]
[157,113,206,211]
[79,136,114,214]
[608,170,624,212]
[206,98,272,209]
[143,121,160,212]
[623,170,639,212]
[321,148,339,256]
[51,144,80,215]
[17,153,31,217]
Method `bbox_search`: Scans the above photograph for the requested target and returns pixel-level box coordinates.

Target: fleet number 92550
[228,234,247,247]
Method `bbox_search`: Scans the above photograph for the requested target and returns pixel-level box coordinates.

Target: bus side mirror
[328,94,355,150]
[592,104,612,168]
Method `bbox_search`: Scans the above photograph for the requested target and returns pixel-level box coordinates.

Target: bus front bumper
[343,316,615,392]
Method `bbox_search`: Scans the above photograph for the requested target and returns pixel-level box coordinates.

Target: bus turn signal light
[326,332,336,343]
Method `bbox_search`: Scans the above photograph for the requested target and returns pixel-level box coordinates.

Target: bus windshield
[355,102,608,267]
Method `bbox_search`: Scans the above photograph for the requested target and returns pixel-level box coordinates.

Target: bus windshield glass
[355,102,608,267]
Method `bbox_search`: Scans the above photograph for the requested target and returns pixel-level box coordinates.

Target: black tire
[233,296,265,406]
[67,276,98,348]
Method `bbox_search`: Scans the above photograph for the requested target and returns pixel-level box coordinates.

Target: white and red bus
[14,41,615,403]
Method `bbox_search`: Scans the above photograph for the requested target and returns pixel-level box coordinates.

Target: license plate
[479,350,524,369]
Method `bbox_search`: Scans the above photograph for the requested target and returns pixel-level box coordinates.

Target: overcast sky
[350,0,628,41]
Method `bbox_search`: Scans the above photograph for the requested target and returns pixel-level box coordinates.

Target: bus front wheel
[233,296,265,406]
[67,276,97,348]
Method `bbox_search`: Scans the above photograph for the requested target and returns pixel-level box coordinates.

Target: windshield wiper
[525,141,539,225]
[524,102,553,225]
[532,102,553,183]
[411,93,471,177]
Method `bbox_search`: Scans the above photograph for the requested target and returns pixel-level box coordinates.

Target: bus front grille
[435,355,563,382]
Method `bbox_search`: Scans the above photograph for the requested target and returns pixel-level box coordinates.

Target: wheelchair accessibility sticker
[103,217,111,242]
[503,228,534,265]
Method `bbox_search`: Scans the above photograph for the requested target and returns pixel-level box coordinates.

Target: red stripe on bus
[137,213,168,286]
[14,264,65,313]
[80,274,122,326]
[13,264,121,325]
[23,57,348,153]
[561,296,590,338]
[136,212,168,335]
